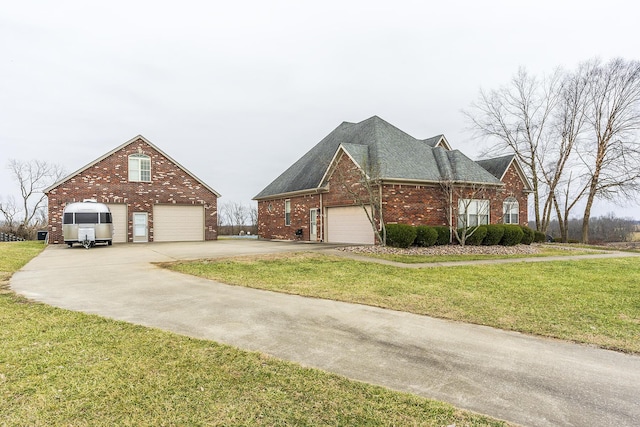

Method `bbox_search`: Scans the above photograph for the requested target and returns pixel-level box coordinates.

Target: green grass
[166,252,640,354]
[364,247,595,264]
[0,241,46,284]
[1,242,508,426]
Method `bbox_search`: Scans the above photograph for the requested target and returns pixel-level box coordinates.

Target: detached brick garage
[45,135,220,244]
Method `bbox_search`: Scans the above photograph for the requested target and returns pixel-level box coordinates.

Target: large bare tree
[465,68,562,233]
[578,58,640,242]
[538,70,590,241]
[2,159,65,237]
[467,58,640,242]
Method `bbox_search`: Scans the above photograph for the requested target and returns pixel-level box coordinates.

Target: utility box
[37,231,48,241]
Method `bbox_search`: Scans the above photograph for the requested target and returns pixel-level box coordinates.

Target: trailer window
[100,212,112,224]
[63,213,74,224]
[76,213,99,224]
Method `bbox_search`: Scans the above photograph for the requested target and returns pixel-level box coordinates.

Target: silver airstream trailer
[62,200,114,248]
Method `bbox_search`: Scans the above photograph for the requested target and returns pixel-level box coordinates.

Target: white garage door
[153,204,204,242]
[106,204,128,243]
[326,206,375,245]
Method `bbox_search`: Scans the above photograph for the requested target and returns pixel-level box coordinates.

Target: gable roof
[422,134,452,150]
[254,116,502,200]
[477,154,533,192]
[44,135,221,197]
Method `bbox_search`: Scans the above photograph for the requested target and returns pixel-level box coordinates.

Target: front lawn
[166,252,640,353]
[0,241,46,286]
[1,242,508,426]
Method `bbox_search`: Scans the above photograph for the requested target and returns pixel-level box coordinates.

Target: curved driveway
[11,240,640,427]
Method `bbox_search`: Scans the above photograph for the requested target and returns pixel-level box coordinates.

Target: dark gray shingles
[254,116,503,199]
[476,155,515,180]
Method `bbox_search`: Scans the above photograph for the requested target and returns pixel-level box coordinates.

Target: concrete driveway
[11,240,640,427]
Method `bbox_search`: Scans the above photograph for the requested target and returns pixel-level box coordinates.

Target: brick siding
[47,138,218,244]
[257,154,529,242]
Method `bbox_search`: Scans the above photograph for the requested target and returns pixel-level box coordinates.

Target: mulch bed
[336,244,544,256]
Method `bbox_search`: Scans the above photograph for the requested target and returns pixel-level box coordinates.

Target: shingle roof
[254,116,503,199]
[476,155,516,180]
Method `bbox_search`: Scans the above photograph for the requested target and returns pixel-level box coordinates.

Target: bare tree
[230,202,248,233]
[332,152,386,245]
[3,159,65,238]
[0,196,20,233]
[440,180,490,246]
[249,205,258,228]
[218,201,250,235]
[538,70,590,241]
[578,58,640,243]
[465,67,562,233]
[467,58,640,243]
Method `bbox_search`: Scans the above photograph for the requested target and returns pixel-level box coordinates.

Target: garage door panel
[106,204,127,243]
[326,206,375,245]
[154,205,204,242]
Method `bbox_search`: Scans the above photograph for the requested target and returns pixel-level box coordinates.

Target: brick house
[45,135,220,244]
[254,116,531,244]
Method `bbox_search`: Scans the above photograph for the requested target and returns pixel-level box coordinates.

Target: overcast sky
[2,0,639,218]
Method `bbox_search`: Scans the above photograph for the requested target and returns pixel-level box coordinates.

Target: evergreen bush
[415,225,438,247]
[483,224,505,246]
[501,224,524,246]
[534,231,546,243]
[462,226,487,245]
[520,226,535,245]
[433,226,451,246]
[385,224,417,248]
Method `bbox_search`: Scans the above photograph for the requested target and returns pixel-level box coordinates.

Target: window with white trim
[458,199,489,228]
[503,197,519,224]
[128,154,151,182]
[284,199,291,226]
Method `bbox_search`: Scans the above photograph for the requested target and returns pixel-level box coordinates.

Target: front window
[100,212,113,224]
[458,199,489,228]
[75,212,99,224]
[285,199,291,226]
[503,197,519,224]
[63,213,74,224]
[128,154,151,182]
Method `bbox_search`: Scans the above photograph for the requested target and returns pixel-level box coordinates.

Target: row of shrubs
[385,223,546,248]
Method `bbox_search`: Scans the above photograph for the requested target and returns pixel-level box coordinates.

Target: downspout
[379,181,384,245]
[449,187,454,244]
[319,192,324,242]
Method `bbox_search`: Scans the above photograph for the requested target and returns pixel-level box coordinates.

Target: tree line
[542,214,637,243]
[217,201,258,236]
[466,57,640,243]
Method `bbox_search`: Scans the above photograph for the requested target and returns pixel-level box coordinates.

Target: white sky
[1,0,639,218]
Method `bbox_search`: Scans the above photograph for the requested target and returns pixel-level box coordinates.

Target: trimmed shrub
[520,226,535,245]
[461,226,487,246]
[415,225,438,247]
[433,226,451,246]
[534,231,546,243]
[385,224,417,248]
[483,224,505,246]
[501,224,524,246]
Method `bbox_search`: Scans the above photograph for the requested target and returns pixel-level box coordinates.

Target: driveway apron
[11,240,640,427]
